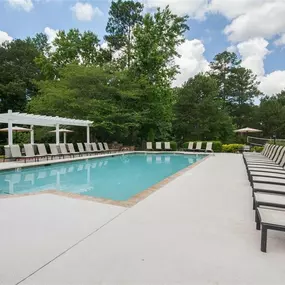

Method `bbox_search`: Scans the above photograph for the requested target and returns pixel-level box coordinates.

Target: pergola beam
[0,110,93,145]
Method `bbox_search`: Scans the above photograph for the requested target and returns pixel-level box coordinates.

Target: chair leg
[261,226,267,252]
[255,210,260,230]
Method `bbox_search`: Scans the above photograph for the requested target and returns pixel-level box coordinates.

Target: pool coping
[0,153,211,207]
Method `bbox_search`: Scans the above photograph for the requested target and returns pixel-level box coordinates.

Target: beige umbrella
[0,126,32,144]
[49,128,74,143]
[0,126,31,132]
[234,127,262,133]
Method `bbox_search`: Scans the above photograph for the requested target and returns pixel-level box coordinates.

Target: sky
[1,0,285,95]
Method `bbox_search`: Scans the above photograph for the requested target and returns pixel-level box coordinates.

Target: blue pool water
[0,154,206,201]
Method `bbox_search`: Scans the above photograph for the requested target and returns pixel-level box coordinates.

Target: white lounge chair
[67,143,81,156]
[164,142,171,151]
[24,144,47,161]
[98,142,107,152]
[10,144,36,162]
[37,144,57,160]
[85,143,100,154]
[59,144,73,157]
[204,142,213,153]
[49,144,63,159]
[156,142,162,150]
[186,142,194,151]
[77,143,90,155]
[194,142,202,152]
[146,142,153,150]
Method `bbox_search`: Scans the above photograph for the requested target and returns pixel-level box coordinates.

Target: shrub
[182,141,222,152]
[169,141,177,150]
[251,146,264,153]
[222,144,244,153]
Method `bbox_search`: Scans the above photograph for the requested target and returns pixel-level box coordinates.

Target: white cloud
[209,0,262,20]
[7,0,33,12]
[143,0,208,19]
[0,31,13,45]
[224,1,285,42]
[173,39,210,87]
[227,45,237,53]
[237,38,270,77]
[274,33,285,46]
[71,2,103,21]
[259,71,285,95]
[44,27,58,52]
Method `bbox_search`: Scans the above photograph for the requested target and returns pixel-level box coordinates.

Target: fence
[247,136,285,146]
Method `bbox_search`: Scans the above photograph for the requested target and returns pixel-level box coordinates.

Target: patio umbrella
[49,128,74,144]
[0,126,32,132]
[234,127,262,133]
[0,126,32,144]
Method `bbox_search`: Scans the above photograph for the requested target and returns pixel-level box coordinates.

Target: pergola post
[8,120,13,145]
[56,124,60,145]
[30,125,34,144]
[86,125,90,144]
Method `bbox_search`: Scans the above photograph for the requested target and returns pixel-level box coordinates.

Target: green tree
[0,39,40,112]
[258,91,285,137]
[174,74,233,141]
[209,51,260,127]
[105,0,143,68]
[131,6,189,140]
[28,65,142,143]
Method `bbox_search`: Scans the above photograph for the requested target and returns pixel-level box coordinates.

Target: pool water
[0,154,206,201]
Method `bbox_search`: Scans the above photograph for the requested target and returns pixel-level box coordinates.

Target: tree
[28,65,142,143]
[0,39,40,112]
[174,74,233,141]
[105,0,143,68]
[258,91,285,137]
[209,51,261,127]
[130,6,189,140]
[34,29,107,80]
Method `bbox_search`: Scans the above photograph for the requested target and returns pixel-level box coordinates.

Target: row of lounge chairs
[243,143,285,252]
[5,142,116,163]
[146,141,213,152]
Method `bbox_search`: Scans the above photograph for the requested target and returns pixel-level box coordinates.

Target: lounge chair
[146,142,153,151]
[37,144,57,160]
[77,143,91,155]
[103,142,116,152]
[24,144,47,161]
[156,142,162,150]
[164,142,171,151]
[67,143,81,156]
[10,144,36,162]
[256,207,285,252]
[85,143,100,154]
[186,142,194,151]
[98,142,107,152]
[91,143,101,153]
[253,192,285,210]
[204,142,213,153]
[49,144,64,159]
[59,144,74,158]
[194,142,202,152]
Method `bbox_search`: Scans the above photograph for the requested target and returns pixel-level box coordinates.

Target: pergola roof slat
[0,110,93,127]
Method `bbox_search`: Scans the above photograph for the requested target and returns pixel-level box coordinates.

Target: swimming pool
[0,153,206,201]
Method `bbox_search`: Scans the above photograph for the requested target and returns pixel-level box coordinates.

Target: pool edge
[0,154,211,207]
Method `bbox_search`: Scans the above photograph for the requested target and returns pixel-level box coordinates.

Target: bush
[169,141,177,150]
[251,146,264,153]
[182,141,222,152]
[222,144,244,153]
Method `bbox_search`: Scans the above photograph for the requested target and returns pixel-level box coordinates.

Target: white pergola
[0,110,93,145]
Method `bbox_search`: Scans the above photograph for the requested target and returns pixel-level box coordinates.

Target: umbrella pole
[64,133,66,144]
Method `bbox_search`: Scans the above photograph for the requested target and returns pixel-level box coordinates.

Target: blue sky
[1,0,285,95]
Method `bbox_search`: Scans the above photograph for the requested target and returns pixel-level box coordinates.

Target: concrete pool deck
[1,153,285,284]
